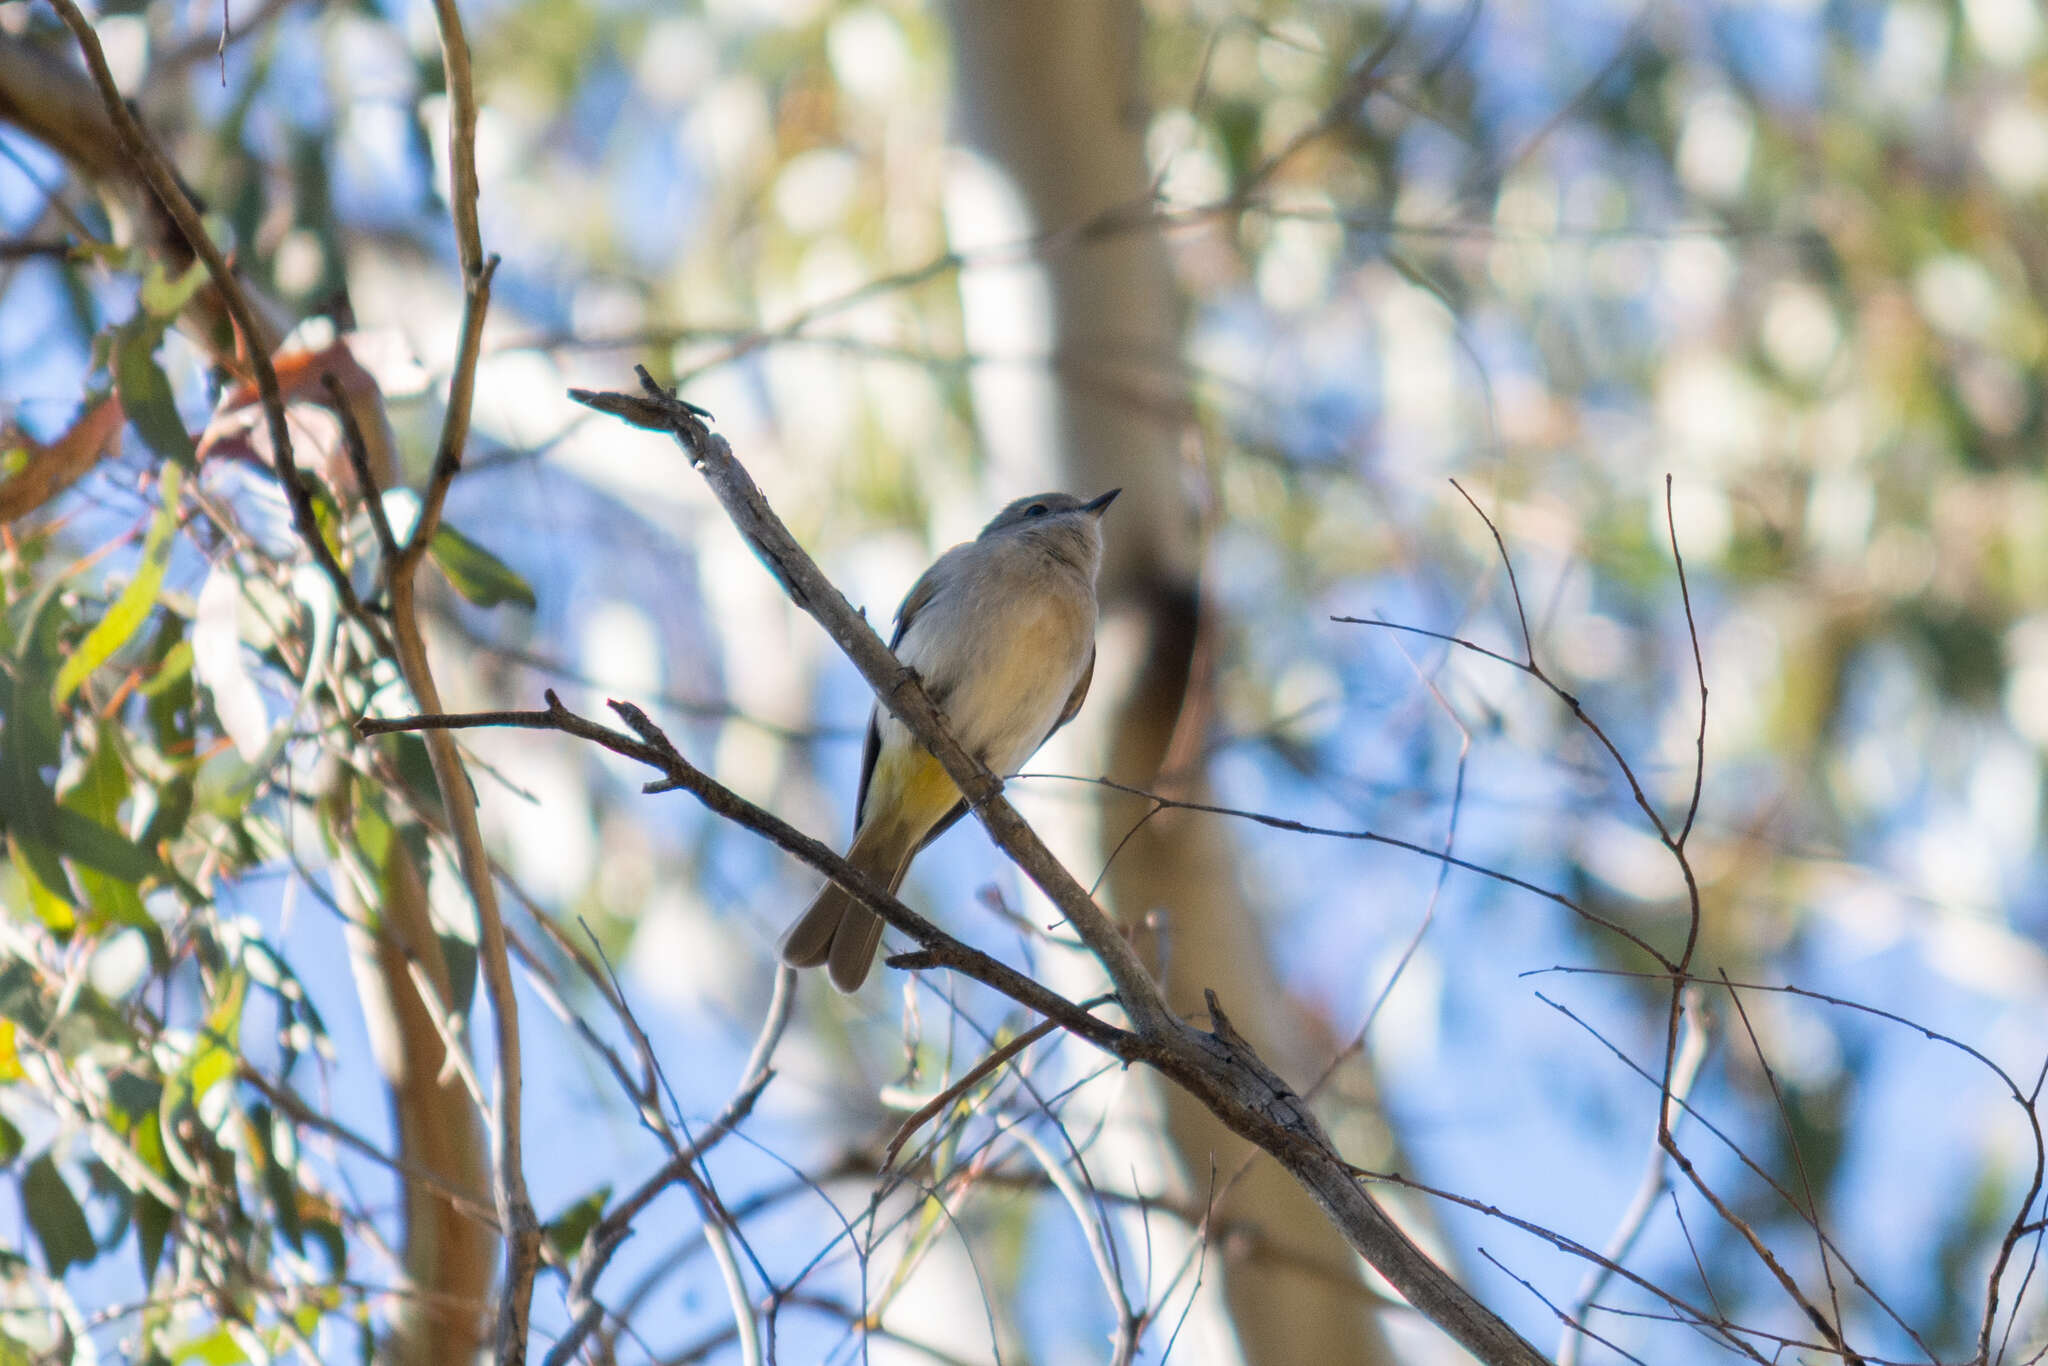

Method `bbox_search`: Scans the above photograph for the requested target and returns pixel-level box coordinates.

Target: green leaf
[304,1216,346,1279]
[544,1184,611,1261]
[55,464,183,705]
[138,259,209,320]
[140,638,194,698]
[0,960,49,1034]
[437,930,478,1016]
[136,1191,173,1286]
[3,585,69,843]
[60,726,155,935]
[428,523,536,610]
[112,318,197,467]
[0,1114,22,1168]
[137,774,194,851]
[10,835,78,931]
[22,1151,97,1276]
[253,1104,304,1253]
[47,806,164,885]
[108,1073,166,1139]
[171,1325,249,1365]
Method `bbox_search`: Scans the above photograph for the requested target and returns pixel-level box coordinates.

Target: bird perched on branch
[780,489,1120,990]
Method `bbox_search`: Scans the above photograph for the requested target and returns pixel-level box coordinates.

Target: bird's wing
[852,711,883,834]
[853,557,949,831]
[1048,645,1095,740]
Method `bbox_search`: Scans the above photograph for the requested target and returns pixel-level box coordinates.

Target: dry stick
[1528,974,1941,1359]
[383,491,547,1365]
[1480,1248,1649,1366]
[1350,1163,1774,1366]
[565,381,1555,1366]
[1022,770,1668,969]
[554,967,797,1366]
[1012,1124,1142,1364]
[881,1016,1064,1171]
[357,0,532,1349]
[1717,973,1857,1354]
[324,372,399,565]
[1664,475,1709,851]
[568,374,1171,1033]
[1556,993,1709,1366]
[1640,491,1873,1362]
[359,694,1139,1055]
[1406,482,1803,1360]
[1533,991,1887,1366]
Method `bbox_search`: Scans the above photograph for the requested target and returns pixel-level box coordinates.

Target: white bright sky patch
[1676,87,1754,200]
[826,7,911,103]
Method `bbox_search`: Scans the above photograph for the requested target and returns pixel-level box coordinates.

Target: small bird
[781,489,1121,990]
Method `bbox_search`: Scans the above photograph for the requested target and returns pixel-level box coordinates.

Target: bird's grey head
[978,489,1120,575]
[980,489,1120,535]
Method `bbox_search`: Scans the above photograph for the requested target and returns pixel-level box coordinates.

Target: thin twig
[42,0,357,622]
[359,693,1139,1056]
[881,1017,1063,1172]
[1558,992,1710,1366]
[426,382,1565,1365]
[323,371,398,565]
[569,371,1172,1032]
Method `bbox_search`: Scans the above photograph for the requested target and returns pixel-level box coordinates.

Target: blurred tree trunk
[335,803,496,1366]
[943,5,1397,1363]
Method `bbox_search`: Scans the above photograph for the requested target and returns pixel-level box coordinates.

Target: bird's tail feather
[778,831,911,992]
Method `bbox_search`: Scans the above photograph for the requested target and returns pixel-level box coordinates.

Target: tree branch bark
[545,380,1555,1366]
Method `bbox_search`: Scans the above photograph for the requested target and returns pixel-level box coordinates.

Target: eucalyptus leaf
[138,259,210,320]
[54,464,183,705]
[544,1184,611,1262]
[428,523,536,610]
[112,320,197,467]
[22,1151,96,1276]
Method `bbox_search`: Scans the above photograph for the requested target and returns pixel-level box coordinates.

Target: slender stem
[552,375,1555,1366]
[570,372,1174,1034]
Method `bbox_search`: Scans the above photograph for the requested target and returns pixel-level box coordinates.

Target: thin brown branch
[324,371,398,565]
[882,1017,1065,1172]
[1534,987,1913,1364]
[1664,475,1709,851]
[1557,992,1710,1366]
[358,693,1138,1056]
[1350,1163,1774,1364]
[542,969,795,1366]
[381,578,538,1363]
[1480,1248,1649,1366]
[416,382,1561,1364]
[395,252,498,578]
[356,0,522,1340]
[1017,770,1670,969]
[568,370,1173,1032]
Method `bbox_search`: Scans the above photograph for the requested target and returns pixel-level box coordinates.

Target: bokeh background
[6,0,2048,1362]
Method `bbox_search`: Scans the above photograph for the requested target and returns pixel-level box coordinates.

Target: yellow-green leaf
[138,259,209,320]
[429,523,536,610]
[112,323,196,466]
[54,464,183,705]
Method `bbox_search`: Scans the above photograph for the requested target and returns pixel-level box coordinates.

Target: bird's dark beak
[1082,488,1121,518]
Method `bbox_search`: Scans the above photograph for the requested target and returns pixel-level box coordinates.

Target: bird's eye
[1025,503,1049,518]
